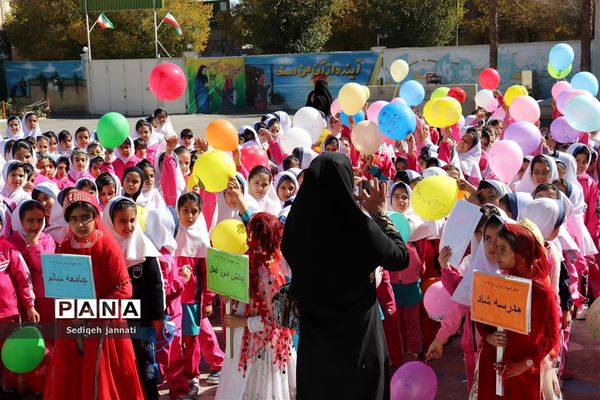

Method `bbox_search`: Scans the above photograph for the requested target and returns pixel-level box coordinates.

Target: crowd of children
[0,82,596,400]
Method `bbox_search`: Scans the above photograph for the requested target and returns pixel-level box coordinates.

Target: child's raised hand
[438,246,452,270]
[27,306,40,324]
[166,135,179,154]
[486,330,507,348]
[194,137,209,153]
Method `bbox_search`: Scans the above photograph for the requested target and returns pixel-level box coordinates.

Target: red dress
[44,232,145,400]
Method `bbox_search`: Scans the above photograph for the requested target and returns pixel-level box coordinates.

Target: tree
[5,0,212,60]
[224,0,334,54]
[581,0,594,71]
[489,0,498,68]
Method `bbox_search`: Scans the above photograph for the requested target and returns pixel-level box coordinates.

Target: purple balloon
[391,361,437,400]
[550,116,581,144]
[503,121,542,155]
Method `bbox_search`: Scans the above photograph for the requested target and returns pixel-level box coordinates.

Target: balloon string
[393,81,401,98]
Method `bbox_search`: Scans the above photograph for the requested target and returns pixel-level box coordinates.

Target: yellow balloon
[193,149,236,193]
[363,85,371,100]
[423,96,462,128]
[210,219,249,254]
[338,82,367,115]
[390,59,409,83]
[504,85,528,106]
[412,176,458,221]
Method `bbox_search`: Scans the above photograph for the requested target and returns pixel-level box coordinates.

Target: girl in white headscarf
[21,112,41,138]
[456,127,482,184]
[5,116,24,140]
[1,161,30,205]
[515,154,558,194]
[246,165,281,216]
[274,171,298,206]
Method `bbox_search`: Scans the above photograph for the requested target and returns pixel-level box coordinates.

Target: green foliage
[5,0,212,60]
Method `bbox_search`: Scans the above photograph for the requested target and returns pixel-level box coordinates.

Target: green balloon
[548,62,572,79]
[388,211,411,242]
[431,87,450,100]
[1,326,45,373]
[97,112,130,149]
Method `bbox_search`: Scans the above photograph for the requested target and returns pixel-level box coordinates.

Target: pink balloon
[330,98,341,116]
[509,96,540,123]
[240,145,269,171]
[550,116,581,143]
[366,101,389,125]
[484,98,499,112]
[391,361,438,400]
[423,281,451,321]
[557,89,591,114]
[504,121,542,155]
[488,140,524,183]
[391,97,406,104]
[382,136,396,145]
[552,81,572,100]
[148,62,187,101]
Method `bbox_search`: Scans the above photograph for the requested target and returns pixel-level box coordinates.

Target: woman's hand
[361,179,387,217]
[425,338,445,361]
[27,306,40,324]
[223,314,247,328]
[179,265,192,283]
[438,246,452,270]
[486,330,507,348]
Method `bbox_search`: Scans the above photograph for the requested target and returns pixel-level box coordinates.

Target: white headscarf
[137,186,166,209]
[157,116,177,138]
[274,111,292,131]
[515,154,558,194]
[68,149,90,182]
[11,199,45,239]
[0,160,29,204]
[75,177,98,200]
[274,171,299,205]
[175,194,210,258]
[21,112,41,138]
[458,131,482,180]
[101,197,161,267]
[520,198,564,241]
[388,181,440,242]
[33,181,59,201]
[114,136,135,164]
[135,124,164,148]
[145,206,178,254]
[296,147,318,169]
[566,143,591,173]
[5,117,24,140]
[503,192,533,220]
[422,167,448,178]
[46,187,72,243]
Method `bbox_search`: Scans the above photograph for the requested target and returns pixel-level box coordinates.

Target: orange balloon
[206,119,238,151]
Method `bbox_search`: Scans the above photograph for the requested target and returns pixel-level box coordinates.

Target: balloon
[587,297,600,341]
[488,140,524,183]
[556,88,591,114]
[421,277,440,294]
[363,85,371,100]
[366,101,389,126]
[330,98,341,116]
[192,150,236,192]
[391,97,406,104]
[96,112,130,149]
[294,107,326,143]
[1,326,45,373]
[205,119,238,151]
[504,85,528,106]
[148,62,187,101]
[390,361,438,400]
[240,145,269,171]
[479,68,501,90]
[548,62,572,79]
[378,102,417,141]
[340,111,365,127]
[423,96,462,128]
[475,89,494,108]
[338,82,367,115]
[571,71,599,96]
[399,80,425,106]
[484,98,499,113]
[390,59,409,83]
[430,87,450,100]
[412,176,458,221]
[423,281,452,321]
[448,87,466,104]
[549,43,575,71]
[210,219,248,254]
[503,121,542,155]
[551,81,571,100]
[388,211,411,242]
[509,96,540,123]
[351,121,382,155]
[280,127,312,154]
[550,116,581,144]
[458,115,465,129]
[564,95,600,133]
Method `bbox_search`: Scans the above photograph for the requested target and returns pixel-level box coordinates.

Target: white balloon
[458,115,465,129]
[475,89,494,108]
[390,59,409,83]
[351,121,382,155]
[280,127,312,155]
[293,107,325,143]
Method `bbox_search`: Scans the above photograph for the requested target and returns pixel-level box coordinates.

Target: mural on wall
[185,57,247,114]
[245,51,380,111]
[4,60,84,99]
[381,41,582,100]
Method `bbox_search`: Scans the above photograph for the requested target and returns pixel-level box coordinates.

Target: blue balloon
[340,110,365,127]
[564,95,600,133]
[549,43,575,71]
[399,80,425,106]
[378,102,417,140]
[571,71,599,96]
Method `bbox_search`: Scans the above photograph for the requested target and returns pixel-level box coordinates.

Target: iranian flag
[97,13,114,30]
[163,12,183,36]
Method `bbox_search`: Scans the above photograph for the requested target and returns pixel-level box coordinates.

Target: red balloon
[240,145,269,171]
[479,68,501,90]
[148,62,187,101]
[448,87,466,104]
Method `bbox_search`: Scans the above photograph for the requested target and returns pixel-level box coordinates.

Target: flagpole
[84,0,92,60]
[153,0,159,58]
